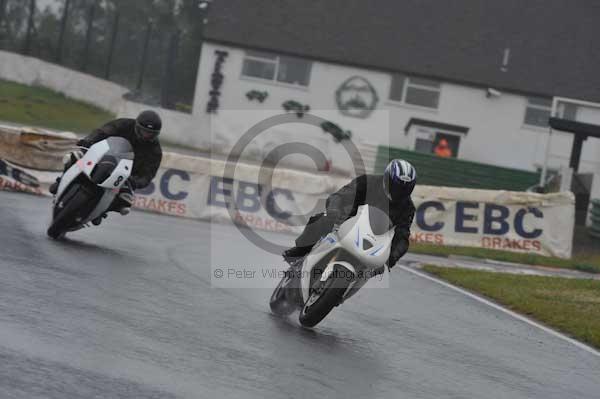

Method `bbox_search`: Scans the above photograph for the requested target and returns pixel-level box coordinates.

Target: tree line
[0,0,211,111]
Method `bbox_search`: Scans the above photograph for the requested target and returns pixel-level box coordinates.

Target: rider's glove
[62,150,84,166]
[77,138,92,148]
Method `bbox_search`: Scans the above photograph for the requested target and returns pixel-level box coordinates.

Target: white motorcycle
[47,137,134,239]
[270,205,394,327]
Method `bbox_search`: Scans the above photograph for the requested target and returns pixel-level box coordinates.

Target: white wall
[0,50,128,113]
[193,42,600,179]
[0,50,197,148]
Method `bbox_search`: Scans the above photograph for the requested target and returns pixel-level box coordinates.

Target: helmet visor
[135,123,160,142]
[383,175,414,201]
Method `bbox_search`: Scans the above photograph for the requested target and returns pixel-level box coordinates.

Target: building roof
[204,0,600,102]
[404,118,470,135]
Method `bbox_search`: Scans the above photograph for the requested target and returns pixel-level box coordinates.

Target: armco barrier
[590,199,600,239]
[0,124,77,171]
[0,127,576,258]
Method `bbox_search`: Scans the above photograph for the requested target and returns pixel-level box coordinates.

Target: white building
[192,0,600,218]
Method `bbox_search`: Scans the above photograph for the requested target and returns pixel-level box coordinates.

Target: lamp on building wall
[486,88,502,98]
[199,0,211,24]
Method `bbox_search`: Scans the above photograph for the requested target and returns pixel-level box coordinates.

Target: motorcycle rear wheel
[269,273,299,317]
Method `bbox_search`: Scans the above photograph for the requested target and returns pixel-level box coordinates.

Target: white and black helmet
[383,159,417,201]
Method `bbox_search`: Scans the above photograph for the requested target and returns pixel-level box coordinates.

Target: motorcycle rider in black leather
[283,159,417,270]
[49,110,163,224]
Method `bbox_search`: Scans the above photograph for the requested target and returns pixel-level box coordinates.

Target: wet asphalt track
[1,190,599,399]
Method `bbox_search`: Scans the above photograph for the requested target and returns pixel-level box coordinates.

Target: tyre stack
[590,199,600,239]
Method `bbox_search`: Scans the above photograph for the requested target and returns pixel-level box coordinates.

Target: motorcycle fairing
[52,137,133,227]
[300,205,395,302]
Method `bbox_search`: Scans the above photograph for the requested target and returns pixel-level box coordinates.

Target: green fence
[375,146,540,191]
[590,199,600,239]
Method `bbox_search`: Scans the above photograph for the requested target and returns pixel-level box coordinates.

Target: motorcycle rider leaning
[283,159,417,270]
[49,110,163,224]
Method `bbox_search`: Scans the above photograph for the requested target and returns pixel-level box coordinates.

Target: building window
[524,97,580,127]
[524,97,552,127]
[415,130,460,158]
[241,51,312,86]
[415,137,434,154]
[389,75,441,109]
[242,51,277,80]
[559,103,578,121]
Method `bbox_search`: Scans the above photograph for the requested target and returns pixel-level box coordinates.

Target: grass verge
[422,265,600,350]
[0,79,115,133]
[411,243,600,274]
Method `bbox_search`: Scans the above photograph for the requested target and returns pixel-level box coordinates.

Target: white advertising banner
[410,186,574,258]
[131,165,574,258]
[132,165,323,235]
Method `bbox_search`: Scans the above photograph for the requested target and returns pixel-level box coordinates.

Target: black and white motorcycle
[47,137,134,239]
[270,205,394,327]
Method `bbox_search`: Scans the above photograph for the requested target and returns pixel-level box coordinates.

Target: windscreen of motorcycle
[105,137,134,159]
[368,206,393,235]
[336,205,393,266]
[87,137,134,188]
[90,155,118,184]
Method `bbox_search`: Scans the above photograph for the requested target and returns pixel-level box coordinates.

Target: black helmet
[383,159,417,201]
[135,110,162,143]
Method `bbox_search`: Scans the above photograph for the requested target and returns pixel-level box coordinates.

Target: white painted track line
[398,265,600,358]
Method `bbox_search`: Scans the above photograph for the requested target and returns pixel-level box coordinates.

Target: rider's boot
[282,247,309,307]
[91,213,107,226]
[49,177,60,195]
[282,246,309,268]
[107,191,133,215]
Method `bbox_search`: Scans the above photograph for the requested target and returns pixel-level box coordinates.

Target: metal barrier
[591,199,600,239]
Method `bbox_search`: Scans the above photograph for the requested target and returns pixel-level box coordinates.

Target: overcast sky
[37,0,61,14]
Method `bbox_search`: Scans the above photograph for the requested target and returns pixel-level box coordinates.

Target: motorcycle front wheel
[47,184,96,239]
[298,265,352,328]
